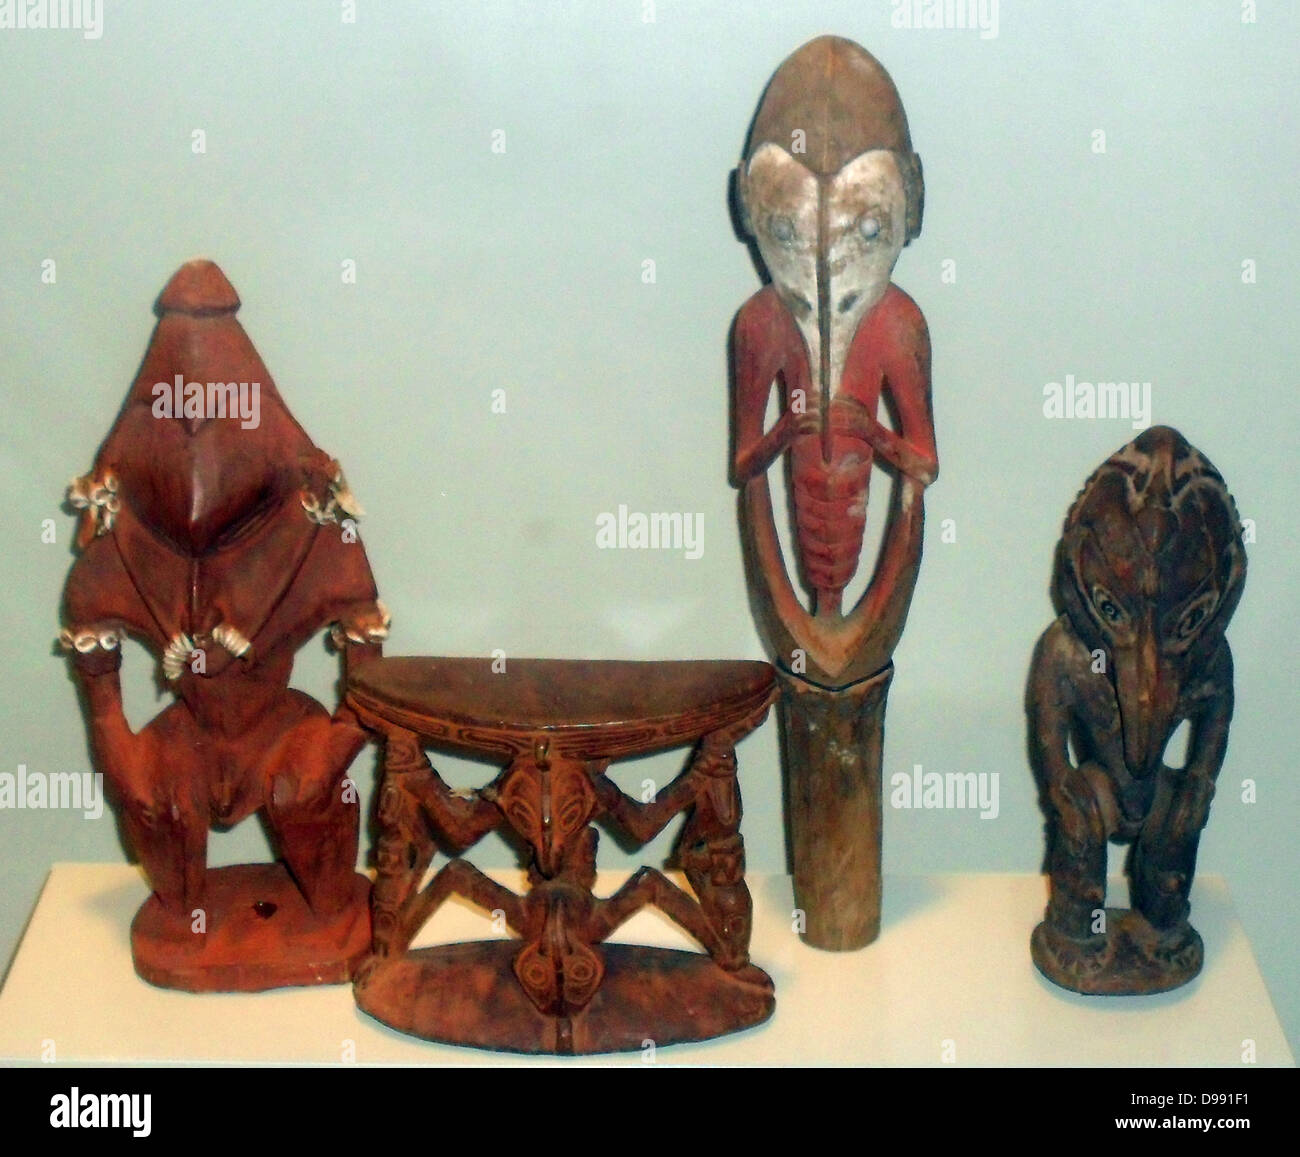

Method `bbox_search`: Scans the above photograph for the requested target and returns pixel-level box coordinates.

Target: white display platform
[0,864,1292,1066]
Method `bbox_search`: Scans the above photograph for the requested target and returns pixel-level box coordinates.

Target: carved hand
[733,410,817,484]
[830,396,937,485]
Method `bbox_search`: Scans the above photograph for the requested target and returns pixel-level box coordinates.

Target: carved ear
[731,165,753,236]
[903,152,924,242]
[1204,508,1248,639]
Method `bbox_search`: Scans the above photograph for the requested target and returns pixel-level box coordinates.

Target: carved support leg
[272,808,359,918]
[267,737,365,918]
[679,732,754,968]
[778,663,891,951]
[114,704,209,918]
[268,710,371,917]
[371,727,435,956]
[596,867,720,958]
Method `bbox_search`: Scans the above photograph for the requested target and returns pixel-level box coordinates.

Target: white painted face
[743,144,907,403]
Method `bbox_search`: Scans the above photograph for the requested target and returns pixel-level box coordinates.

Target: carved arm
[590,760,703,845]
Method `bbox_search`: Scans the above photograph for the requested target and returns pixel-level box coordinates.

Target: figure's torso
[755,284,923,602]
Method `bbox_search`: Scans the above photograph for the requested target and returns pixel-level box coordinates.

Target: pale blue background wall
[1,1,1295,1057]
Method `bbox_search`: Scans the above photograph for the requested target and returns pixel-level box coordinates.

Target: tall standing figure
[730,37,937,950]
[59,259,389,991]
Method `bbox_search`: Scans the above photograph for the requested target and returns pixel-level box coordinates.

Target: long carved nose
[1113,627,1178,777]
[815,189,834,462]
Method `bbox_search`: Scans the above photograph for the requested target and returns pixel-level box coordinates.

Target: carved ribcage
[791,435,873,597]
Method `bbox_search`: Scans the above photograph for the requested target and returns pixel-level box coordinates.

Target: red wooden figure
[731,37,937,949]
[59,259,388,991]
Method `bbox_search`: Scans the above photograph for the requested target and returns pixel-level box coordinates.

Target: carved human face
[742,144,907,401]
[1059,430,1246,777]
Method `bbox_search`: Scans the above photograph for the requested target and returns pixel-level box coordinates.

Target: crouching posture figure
[1028,426,1246,994]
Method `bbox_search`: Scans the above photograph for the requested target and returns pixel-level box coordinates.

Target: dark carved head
[1056,426,1247,776]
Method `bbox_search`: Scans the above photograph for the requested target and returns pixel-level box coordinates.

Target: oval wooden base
[1031,910,1204,995]
[354,941,775,1055]
[131,863,372,992]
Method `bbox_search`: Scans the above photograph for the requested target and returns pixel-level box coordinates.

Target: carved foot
[1032,908,1203,996]
[351,952,384,992]
[1031,920,1114,985]
[132,863,371,992]
[1131,914,1204,975]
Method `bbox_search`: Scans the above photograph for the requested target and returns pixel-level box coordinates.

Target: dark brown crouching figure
[1029,426,1246,994]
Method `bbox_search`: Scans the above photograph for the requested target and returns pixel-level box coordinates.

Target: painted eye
[770,215,795,244]
[1091,586,1126,625]
[1174,593,1217,642]
[859,215,881,241]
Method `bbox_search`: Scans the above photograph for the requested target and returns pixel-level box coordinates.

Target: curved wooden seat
[348,657,775,760]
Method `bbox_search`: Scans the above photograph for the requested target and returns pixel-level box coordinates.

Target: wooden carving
[730,36,936,949]
[1029,427,1246,994]
[58,259,388,991]
[347,657,776,1054]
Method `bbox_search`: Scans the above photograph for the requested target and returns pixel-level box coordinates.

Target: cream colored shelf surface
[0,864,1292,1067]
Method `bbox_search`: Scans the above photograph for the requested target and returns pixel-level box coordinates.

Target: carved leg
[681,836,752,969]
[1044,761,1112,939]
[1029,760,1125,990]
[1130,767,1214,932]
[120,794,208,919]
[402,858,526,948]
[1121,703,1226,986]
[122,705,209,918]
[370,727,436,955]
[592,867,725,959]
[264,700,369,917]
[677,732,754,969]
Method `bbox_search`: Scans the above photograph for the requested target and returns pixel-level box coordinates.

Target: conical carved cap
[155,258,241,316]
